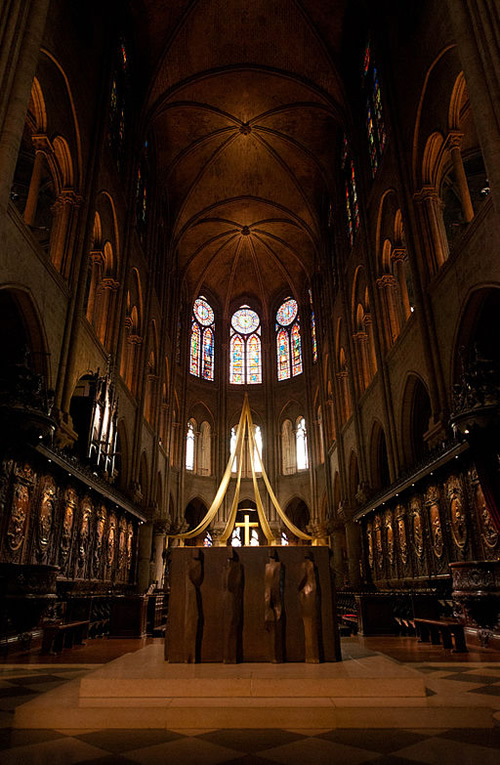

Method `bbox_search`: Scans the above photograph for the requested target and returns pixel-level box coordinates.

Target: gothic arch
[0,286,50,381]
[451,286,500,387]
[400,374,432,467]
[369,420,391,492]
[115,419,129,491]
[184,497,209,545]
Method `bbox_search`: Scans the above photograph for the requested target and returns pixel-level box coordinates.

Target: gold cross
[235,513,259,546]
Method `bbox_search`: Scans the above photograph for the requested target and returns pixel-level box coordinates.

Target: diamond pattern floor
[1,640,499,764]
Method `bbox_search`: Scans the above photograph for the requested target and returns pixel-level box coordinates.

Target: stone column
[352,330,371,391]
[391,248,411,320]
[376,274,401,345]
[445,0,500,210]
[363,313,377,379]
[50,190,83,275]
[345,520,362,589]
[97,278,120,347]
[336,371,350,423]
[23,136,50,224]
[85,250,104,322]
[0,0,50,212]
[152,521,168,588]
[137,521,154,592]
[446,131,475,223]
[414,186,449,271]
[331,524,348,588]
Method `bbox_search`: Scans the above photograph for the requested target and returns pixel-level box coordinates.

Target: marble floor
[1,637,500,764]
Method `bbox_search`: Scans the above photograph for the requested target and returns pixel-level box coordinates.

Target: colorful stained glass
[276,298,298,326]
[110,79,118,112]
[341,134,349,169]
[247,334,261,384]
[190,296,215,380]
[194,297,214,326]
[202,327,214,380]
[363,44,386,174]
[230,334,244,384]
[345,180,353,245]
[190,322,200,376]
[309,289,317,364]
[277,329,290,381]
[232,306,259,334]
[366,102,378,175]
[291,322,302,376]
[351,160,359,233]
[373,68,386,150]
[363,43,370,77]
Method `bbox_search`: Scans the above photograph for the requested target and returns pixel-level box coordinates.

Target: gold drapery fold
[168,394,314,543]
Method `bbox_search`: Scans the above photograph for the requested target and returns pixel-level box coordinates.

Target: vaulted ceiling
[132,0,348,317]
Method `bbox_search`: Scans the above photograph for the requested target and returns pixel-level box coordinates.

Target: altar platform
[13,642,494,730]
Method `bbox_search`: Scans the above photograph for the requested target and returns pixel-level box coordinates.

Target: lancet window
[342,136,360,246]
[108,39,128,172]
[135,140,149,243]
[190,296,215,381]
[296,417,309,470]
[229,305,262,384]
[230,425,263,477]
[363,43,386,175]
[185,420,196,471]
[309,288,318,363]
[276,298,303,380]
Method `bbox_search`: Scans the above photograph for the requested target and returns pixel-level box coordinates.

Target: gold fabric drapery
[169,394,315,544]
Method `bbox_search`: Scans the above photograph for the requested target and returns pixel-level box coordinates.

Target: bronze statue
[184,548,204,662]
[298,550,321,663]
[264,548,284,662]
[223,548,243,663]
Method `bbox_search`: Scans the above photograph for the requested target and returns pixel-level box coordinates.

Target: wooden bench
[414,618,467,652]
[41,620,89,655]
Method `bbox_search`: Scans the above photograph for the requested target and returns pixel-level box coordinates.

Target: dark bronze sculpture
[184,548,204,662]
[223,549,243,663]
[298,550,321,663]
[264,548,285,662]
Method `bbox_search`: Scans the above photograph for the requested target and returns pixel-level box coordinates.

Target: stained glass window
[277,329,290,381]
[190,322,200,376]
[309,288,317,363]
[190,296,215,380]
[108,41,129,172]
[276,297,302,380]
[185,421,195,471]
[296,417,309,470]
[362,43,386,176]
[230,334,244,384]
[291,323,302,376]
[230,305,261,384]
[247,334,261,384]
[202,327,214,380]
[342,138,359,247]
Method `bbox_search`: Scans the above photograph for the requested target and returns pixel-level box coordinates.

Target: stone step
[14,696,494,730]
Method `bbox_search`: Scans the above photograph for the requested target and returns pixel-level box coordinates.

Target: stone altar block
[165,546,341,662]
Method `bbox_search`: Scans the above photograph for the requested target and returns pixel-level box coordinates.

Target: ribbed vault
[132,0,347,308]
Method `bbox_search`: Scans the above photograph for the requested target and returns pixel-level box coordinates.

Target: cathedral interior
[1,0,500,758]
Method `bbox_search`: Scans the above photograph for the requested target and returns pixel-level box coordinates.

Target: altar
[165,396,340,663]
[165,545,341,663]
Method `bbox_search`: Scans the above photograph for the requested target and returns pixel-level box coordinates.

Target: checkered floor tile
[0,664,499,763]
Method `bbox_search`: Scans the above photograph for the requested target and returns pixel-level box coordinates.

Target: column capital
[390,247,407,264]
[413,185,439,204]
[376,274,398,290]
[100,277,120,292]
[445,130,464,152]
[31,133,53,154]
[51,189,84,213]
